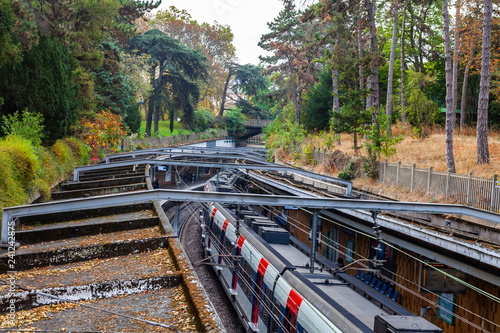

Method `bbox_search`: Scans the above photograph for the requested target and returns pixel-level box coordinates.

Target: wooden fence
[123,130,228,151]
[311,148,500,213]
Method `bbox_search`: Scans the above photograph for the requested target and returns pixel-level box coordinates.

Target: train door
[284,289,303,333]
[232,236,245,290]
[208,207,217,250]
[219,220,229,264]
[252,258,268,326]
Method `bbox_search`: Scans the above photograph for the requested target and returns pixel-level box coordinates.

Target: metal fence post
[466,171,473,206]
[396,161,401,186]
[491,174,498,212]
[446,169,451,196]
[427,166,433,194]
[410,163,416,192]
[383,159,388,183]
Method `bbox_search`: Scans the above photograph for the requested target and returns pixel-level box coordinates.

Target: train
[201,171,444,333]
[202,173,369,333]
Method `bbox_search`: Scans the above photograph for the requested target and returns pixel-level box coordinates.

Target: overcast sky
[158,0,286,65]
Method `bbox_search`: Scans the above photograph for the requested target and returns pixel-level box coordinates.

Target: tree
[442,0,456,173]
[477,0,491,165]
[331,90,371,155]
[128,29,207,136]
[259,3,315,124]
[225,107,247,136]
[149,6,236,113]
[365,0,380,134]
[386,0,399,136]
[0,37,80,144]
[302,69,333,132]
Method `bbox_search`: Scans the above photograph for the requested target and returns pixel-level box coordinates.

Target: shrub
[338,159,356,180]
[0,152,26,210]
[361,145,379,179]
[2,109,45,146]
[0,134,40,186]
[51,139,76,174]
[63,137,91,166]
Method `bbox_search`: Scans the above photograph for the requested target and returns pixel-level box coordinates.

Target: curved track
[171,203,245,333]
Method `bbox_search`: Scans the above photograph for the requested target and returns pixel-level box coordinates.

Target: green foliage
[193,108,215,132]
[225,107,247,136]
[406,89,440,138]
[361,145,379,179]
[338,159,356,180]
[302,69,333,132]
[0,0,22,67]
[302,144,314,164]
[264,108,306,160]
[0,134,39,186]
[2,109,44,146]
[0,147,26,209]
[331,91,371,134]
[0,37,80,144]
[362,113,404,158]
[0,135,91,213]
[51,140,76,174]
[128,29,208,133]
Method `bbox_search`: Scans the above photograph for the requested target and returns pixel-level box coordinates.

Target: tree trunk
[332,68,340,112]
[219,71,231,116]
[358,29,365,104]
[452,0,461,132]
[401,1,408,123]
[477,0,491,165]
[442,0,456,173]
[145,65,156,137]
[460,42,475,131]
[386,0,399,137]
[287,59,300,124]
[365,0,380,133]
[366,75,372,110]
[154,60,164,135]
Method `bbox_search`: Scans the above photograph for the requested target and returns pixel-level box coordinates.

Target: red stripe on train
[237,236,245,249]
[223,219,229,231]
[258,257,269,276]
[211,208,217,217]
[286,289,303,316]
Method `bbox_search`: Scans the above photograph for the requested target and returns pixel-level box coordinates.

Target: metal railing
[378,160,499,212]
[311,148,499,213]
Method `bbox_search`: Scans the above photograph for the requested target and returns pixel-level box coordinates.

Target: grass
[138,121,194,138]
[301,124,500,178]
[277,124,500,205]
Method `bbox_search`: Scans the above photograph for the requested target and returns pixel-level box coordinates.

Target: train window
[232,247,242,290]
[270,299,281,333]
[262,287,272,326]
[285,308,298,333]
[219,228,226,264]
[225,237,234,258]
[252,272,264,324]
[240,259,253,299]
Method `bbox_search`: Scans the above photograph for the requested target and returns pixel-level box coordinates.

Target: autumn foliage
[79,110,127,160]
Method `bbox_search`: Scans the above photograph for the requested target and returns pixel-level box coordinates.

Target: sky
[157,0,286,65]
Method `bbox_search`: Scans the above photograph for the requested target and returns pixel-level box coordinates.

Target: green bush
[63,137,91,166]
[338,159,356,180]
[51,139,76,174]
[2,109,45,146]
[0,134,40,186]
[0,152,26,209]
[0,136,91,215]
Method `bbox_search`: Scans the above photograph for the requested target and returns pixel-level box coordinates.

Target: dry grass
[303,124,500,178]
[282,125,500,205]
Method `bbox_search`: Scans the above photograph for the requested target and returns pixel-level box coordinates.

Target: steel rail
[3,189,500,243]
[72,160,354,196]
